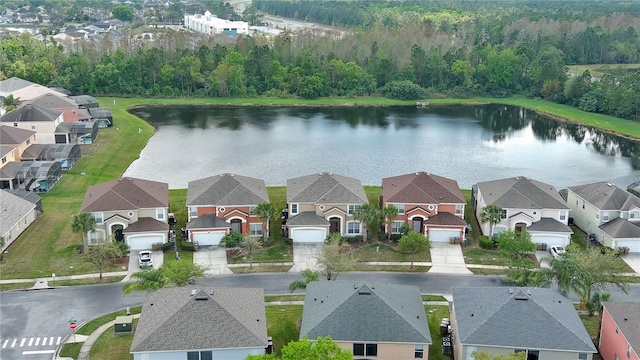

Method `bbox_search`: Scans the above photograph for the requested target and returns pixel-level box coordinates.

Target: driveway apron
[289,242,323,272]
[622,253,640,275]
[535,251,552,269]
[122,250,164,282]
[193,246,232,275]
[428,242,473,274]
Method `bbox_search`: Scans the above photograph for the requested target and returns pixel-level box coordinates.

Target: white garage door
[127,234,164,250]
[193,231,226,246]
[290,228,326,243]
[616,240,640,253]
[531,235,569,248]
[428,229,460,242]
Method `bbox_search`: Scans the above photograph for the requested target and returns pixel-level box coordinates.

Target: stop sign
[69,322,77,330]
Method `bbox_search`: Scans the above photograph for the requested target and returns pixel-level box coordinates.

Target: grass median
[2,96,637,280]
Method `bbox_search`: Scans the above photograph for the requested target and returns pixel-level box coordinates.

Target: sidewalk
[0,271,129,285]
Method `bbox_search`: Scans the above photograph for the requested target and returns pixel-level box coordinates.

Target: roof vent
[195,294,209,301]
[191,289,197,296]
[508,288,514,294]
[515,295,528,301]
[416,172,419,176]
[209,289,214,295]
[607,182,613,187]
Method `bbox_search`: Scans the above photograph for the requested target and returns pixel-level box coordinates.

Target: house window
[190,207,198,218]
[187,351,212,360]
[31,122,36,129]
[415,344,424,358]
[353,343,377,357]
[396,204,405,214]
[250,223,262,236]
[559,210,567,221]
[616,326,619,334]
[347,221,361,235]
[391,221,404,234]
[515,350,539,360]
[249,206,256,216]
[628,344,632,359]
[501,209,508,218]
[455,204,463,215]
[1,157,5,164]
[578,354,588,360]
[582,200,585,209]
[13,122,18,127]
[93,212,103,224]
[88,230,103,245]
[630,212,638,220]
[603,212,609,221]
[156,208,165,220]
[290,203,298,215]
[26,139,30,145]
[348,204,361,215]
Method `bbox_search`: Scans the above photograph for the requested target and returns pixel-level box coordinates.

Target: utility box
[114,315,133,334]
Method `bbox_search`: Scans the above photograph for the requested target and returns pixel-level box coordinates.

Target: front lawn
[229,265,292,273]
[227,242,292,264]
[425,305,452,360]
[89,319,138,360]
[351,243,431,263]
[265,305,303,355]
[461,247,512,266]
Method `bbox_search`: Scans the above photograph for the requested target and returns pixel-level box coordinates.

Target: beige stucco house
[0,125,37,160]
[300,281,432,360]
[0,104,68,144]
[0,189,42,251]
[285,172,368,242]
[80,177,169,250]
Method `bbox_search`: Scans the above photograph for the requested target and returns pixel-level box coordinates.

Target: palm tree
[352,203,381,242]
[381,205,399,236]
[122,268,167,296]
[254,202,276,240]
[289,269,319,292]
[480,204,505,238]
[71,212,96,249]
[238,236,263,270]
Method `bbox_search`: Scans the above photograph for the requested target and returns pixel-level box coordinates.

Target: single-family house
[7,84,68,106]
[598,302,640,360]
[0,104,69,144]
[300,281,432,360]
[567,182,640,252]
[186,173,269,244]
[451,287,597,360]
[27,93,82,122]
[473,176,572,247]
[130,287,268,360]
[0,189,42,251]
[0,125,37,160]
[285,172,368,242]
[381,171,466,242]
[0,77,34,98]
[80,177,169,250]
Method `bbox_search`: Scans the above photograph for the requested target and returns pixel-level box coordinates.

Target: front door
[230,219,242,233]
[412,219,423,234]
[330,218,340,233]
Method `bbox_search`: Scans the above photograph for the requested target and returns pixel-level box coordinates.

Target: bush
[117,242,130,253]
[180,241,195,252]
[162,242,175,251]
[380,80,425,100]
[345,235,363,244]
[75,244,84,254]
[389,233,402,242]
[479,236,495,249]
[282,237,293,246]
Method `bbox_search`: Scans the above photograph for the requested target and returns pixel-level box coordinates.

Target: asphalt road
[1,272,639,360]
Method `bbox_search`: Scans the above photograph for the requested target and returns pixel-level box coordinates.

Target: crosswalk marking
[0,336,61,348]
[35,337,41,346]
[28,338,34,346]
[11,339,16,347]
[50,336,55,346]
[19,338,26,347]
[56,336,61,345]
[2,339,8,348]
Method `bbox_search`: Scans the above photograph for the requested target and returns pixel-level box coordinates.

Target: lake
[124,104,640,190]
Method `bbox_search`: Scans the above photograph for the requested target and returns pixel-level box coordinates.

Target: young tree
[112,5,134,21]
[254,202,276,240]
[71,212,96,249]
[220,230,243,248]
[496,230,536,263]
[246,336,352,360]
[352,203,380,242]
[397,230,430,269]
[122,268,167,296]
[1,94,19,112]
[480,204,505,238]
[289,268,319,292]
[162,260,206,287]
[381,205,399,236]
[316,235,355,280]
[238,236,263,270]
[85,242,126,279]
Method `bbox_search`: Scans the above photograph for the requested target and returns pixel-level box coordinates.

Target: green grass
[3,95,638,280]
[461,189,481,242]
[59,342,83,360]
[228,243,292,264]
[230,265,293,273]
[0,282,35,291]
[267,186,287,211]
[265,294,306,302]
[363,185,382,205]
[265,305,303,355]
[462,247,511,266]
[469,268,508,275]
[571,225,588,249]
[579,313,601,346]
[76,307,142,336]
[350,265,431,272]
[567,63,640,77]
[89,319,137,360]
[54,277,125,286]
[351,243,432,262]
[163,248,194,264]
[425,305,452,360]
[169,189,188,240]
[422,295,448,302]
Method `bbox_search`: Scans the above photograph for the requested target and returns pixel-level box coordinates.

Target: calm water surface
[124,105,640,189]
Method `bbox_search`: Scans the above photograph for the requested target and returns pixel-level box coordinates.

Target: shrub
[162,242,175,252]
[75,244,84,254]
[389,233,402,242]
[380,80,425,100]
[117,242,130,253]
[479,236,495,249]
[180,241,195,252]
[282,237,293,246]
[344,235,363,244]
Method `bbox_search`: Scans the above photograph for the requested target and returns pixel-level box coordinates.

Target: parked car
[549,246,566,259]
[138,250,153,268]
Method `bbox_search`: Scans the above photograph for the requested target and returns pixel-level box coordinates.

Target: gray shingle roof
[452,287,596,352]
[569,182,640,211]
[187,173,269,206]
[286,211,330,226]
[130,287,267,353]
[81,177,168,212]
[599,217,640,239]
[122,217,169,233]
[287,173,368,204]
[602,302,640,353]
[424,212,466,226]
[27,93,78,109]
[382,172,465,204]
[300,281,432,344]
[2,188,41,205]
[0,125,35,144]
[527,218,573,233]
[186,214,230,230]
[0,189,37,236]
[0,104,62,123]
[0,77,34,95]
[477,177,568,210]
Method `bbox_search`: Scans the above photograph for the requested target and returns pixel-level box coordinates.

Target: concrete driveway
[535,250,552,269]
[193,246,232,275]
[122,250,164,281]
[428,243,472,274]
[289,242,323,272]
[622,253,640,275]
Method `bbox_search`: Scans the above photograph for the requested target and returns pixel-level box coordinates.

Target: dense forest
[1,0,639,121]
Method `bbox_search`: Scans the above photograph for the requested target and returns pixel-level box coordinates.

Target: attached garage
[615,240,640,253]
[126,234,164,250]
[530,234,570,248]
[428,228,461,242]
[290,228,326,243]
[192,231,226,246]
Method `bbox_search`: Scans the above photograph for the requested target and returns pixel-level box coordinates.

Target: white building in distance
[184,11,248,35]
